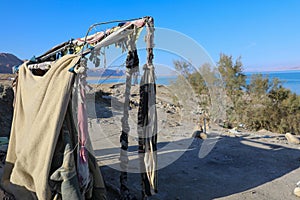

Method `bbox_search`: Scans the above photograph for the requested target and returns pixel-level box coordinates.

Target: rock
[169,121,181,127]
[294,187,300,197]
[192,129,207,139]
[224,131,237,138]
[192,130,201,138]
[229,127,239,134]
[166,110,174,114]
[258,128,269,133]
[0,84,14,137]
[285,133,300,144]
[200,133,207,140]
[114,89,120,94]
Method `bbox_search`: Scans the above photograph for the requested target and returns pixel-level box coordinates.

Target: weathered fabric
[48,100,89,200]
[119,49,139,200]
[75,32,105,46]
[51,142,82,200]
[137,17,157,198]
[76,71,90,192]
[138,64,158,197]
[1,55,80,199]
[1,54,81,199]
[75,18,146,49]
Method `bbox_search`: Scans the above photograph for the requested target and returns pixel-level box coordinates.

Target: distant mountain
[246,65,300,72]
[286,66,300,71]
[0,53,23,74]
[0,53,125,76]
[87,68,125,77]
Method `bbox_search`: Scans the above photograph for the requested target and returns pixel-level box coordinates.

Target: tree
[172,55,300,134]
[173,60,193,79]
[173,60,208,94]
[217,54,246,124]
[217,54,246,97]
[247,74,271,96]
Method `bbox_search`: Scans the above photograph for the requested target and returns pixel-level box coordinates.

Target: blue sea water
[245,70,300,95]
[88,75,178,86]
[88,70,300,95]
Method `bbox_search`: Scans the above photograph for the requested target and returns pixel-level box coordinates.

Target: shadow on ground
[95,136,300,200]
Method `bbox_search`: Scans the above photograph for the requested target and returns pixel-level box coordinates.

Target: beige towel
[1,54,81,200]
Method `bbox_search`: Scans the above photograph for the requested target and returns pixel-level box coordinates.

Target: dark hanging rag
[138,64,158,197]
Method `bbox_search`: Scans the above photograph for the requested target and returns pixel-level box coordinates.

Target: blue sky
[1,0,300,71]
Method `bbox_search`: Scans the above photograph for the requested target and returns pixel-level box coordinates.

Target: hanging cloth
[138,64,158,197]
[74,59,91,193]
[1,55,81,199]
[119,48,139,200]
[137,17,158,198]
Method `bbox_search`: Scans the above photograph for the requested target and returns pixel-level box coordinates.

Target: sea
[88,76,177,86]
[88,70,300,95]
[245,70,300,95]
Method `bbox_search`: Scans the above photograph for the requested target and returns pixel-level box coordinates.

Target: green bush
[172,54,300,134]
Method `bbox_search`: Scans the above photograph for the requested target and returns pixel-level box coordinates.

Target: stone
[200,133,208,140]
[285,133,300,144]
[192,130,201,138]
[229,127,239,134]
[192,127,207,140]
[294,187,300,197]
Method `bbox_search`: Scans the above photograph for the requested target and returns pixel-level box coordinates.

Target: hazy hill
[87,68,125,77]
[0,53,23,74]
[0,53,124,76]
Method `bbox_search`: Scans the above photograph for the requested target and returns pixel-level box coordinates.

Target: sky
[1,0,300,72]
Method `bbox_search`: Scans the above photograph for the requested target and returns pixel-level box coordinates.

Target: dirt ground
[98,136,300,200]
[88,83,300,200]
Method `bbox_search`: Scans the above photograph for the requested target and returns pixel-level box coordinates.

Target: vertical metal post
[204,118,207,134]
